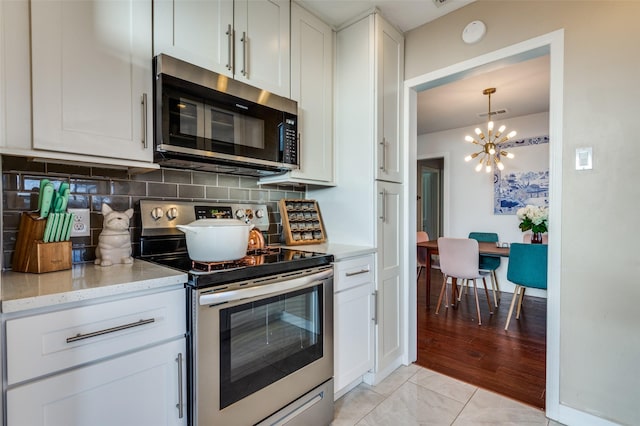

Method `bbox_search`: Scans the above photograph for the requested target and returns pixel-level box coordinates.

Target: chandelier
[464,87,516,173]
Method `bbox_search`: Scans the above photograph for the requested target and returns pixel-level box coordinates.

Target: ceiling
[297,0,475,32]
[417,54,550,134]
[296,0,550,135]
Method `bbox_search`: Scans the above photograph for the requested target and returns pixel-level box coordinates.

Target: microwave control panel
[281,115,298,165]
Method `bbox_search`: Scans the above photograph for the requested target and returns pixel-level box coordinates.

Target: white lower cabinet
[333,254,375,396]
[3,287,187,426]
[6,338,187,426]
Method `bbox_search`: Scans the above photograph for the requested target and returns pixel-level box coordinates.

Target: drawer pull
[345,268,370,277]
[66,318,155,343]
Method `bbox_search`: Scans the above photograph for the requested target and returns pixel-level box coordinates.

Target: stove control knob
[255,209,265,219]
[235,209,245,219]
[166,207,178,221]
[151,207,164,221]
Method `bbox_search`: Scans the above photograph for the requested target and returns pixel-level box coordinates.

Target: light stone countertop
[283,243,376,261]
[1,260,188,314]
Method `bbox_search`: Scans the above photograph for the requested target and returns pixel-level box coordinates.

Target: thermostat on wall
[462,20,486,44]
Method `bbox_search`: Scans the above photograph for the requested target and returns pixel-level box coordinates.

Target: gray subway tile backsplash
[1,155,305,269]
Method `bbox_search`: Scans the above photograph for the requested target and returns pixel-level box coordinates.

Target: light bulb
[464,155,473,162]
[506,152,514,159]
[497,160,504,171]
[507,130,517,138]
[474,128,482,135]
[498,125,506,133]
[475,163,483,172]
[488,121,494,131]
[465,135,475,143]
[488,147,496,155]
[485,164,492,173]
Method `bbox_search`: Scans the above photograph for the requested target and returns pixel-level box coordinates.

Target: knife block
[12,212,72,273]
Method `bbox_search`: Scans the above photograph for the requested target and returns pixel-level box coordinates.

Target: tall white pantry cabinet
[309,11,405,385]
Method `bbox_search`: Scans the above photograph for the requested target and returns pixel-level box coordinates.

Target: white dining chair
[436,237,493,325]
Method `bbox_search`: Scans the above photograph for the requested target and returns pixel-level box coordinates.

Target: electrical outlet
[68,208,91,237]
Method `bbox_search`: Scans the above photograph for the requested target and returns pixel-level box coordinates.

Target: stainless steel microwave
[153,54,298,176]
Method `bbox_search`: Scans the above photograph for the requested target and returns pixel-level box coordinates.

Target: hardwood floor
[416,268,547,410]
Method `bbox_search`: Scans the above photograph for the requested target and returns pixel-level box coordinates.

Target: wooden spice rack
[279,199,327,245]
[12,212,72,273]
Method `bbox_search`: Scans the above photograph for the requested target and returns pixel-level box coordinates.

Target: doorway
[417,158,443,239]
[404,30,564,418]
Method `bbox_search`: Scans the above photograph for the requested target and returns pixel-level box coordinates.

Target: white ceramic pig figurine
[94,203,134,266]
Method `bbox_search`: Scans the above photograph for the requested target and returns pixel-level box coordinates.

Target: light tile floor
[333,364,565,426]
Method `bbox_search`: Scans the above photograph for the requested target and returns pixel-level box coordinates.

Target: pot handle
[175,225,194,234]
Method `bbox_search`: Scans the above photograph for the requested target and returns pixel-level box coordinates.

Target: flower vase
[531,232,544,244]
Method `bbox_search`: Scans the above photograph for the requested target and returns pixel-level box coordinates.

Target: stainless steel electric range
[138,200,335,426]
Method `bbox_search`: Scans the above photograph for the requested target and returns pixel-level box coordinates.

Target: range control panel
[140,200,270,235]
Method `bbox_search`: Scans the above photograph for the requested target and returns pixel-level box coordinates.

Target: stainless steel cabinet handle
[226,24,233,71]
[345,269,370,277]
[379,137,387,172]
[66,318,155,343]
[240,31,247,77]
[379,189,387,221]
[141,93,148,148]
[372,290,378,325]
[176,353,184,419]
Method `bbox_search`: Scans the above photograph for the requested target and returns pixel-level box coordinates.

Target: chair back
[469,232,500,269]
[437,237,480,279]
[417,231,429,267]
[506,243,548,290]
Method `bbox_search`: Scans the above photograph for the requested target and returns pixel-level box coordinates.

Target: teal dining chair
[464,232,501,307]
[504,243,548,330]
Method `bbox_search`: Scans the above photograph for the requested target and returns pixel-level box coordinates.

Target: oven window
[219,284,323,409]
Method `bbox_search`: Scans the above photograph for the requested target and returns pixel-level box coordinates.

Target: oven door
[193,268,333,425]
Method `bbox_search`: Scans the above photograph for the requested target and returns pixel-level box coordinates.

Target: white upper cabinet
[154,0,234,78]
[375,17,404,183]
[0,0,5,148]
[30,0,153,163]
[154,0,290,98]
[0,0,33,151]
[259,3,334,186]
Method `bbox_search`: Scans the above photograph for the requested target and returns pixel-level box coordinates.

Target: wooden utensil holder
[12,212,72,273]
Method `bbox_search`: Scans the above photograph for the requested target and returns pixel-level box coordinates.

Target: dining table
[417,240,510,307]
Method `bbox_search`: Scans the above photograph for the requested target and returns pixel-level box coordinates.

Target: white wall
[406,2,640,424]
[418,112,549,296]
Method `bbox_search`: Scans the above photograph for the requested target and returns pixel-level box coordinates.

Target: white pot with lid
[176,219,253,262]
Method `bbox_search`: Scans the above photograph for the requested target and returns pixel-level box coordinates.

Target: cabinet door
[334,283,374,393]
[375,16,404,183]
[290,4,334,183]
[154,0,234,77]
[30,0,153,162]
[234,0,290,97]
[6,339,187,426]
[0,0,31,151]
[375,181,403,373]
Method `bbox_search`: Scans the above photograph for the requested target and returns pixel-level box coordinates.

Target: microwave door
[166,95,206,150]
[204,106,240,155]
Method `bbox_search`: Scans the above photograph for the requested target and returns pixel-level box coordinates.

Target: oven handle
[199,269,333,305]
